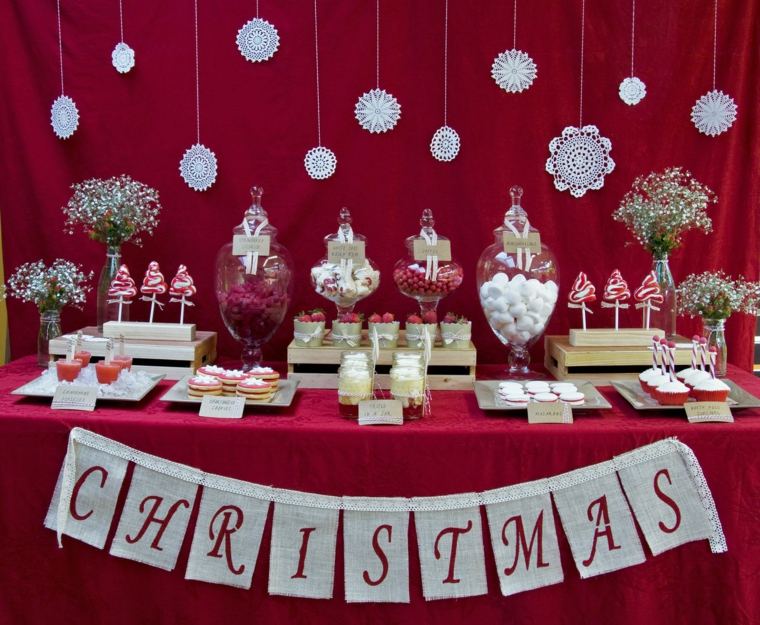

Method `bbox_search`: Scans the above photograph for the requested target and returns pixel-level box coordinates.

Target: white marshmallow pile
[479,272,558,345]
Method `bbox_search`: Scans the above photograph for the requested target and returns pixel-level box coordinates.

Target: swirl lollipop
[169,264,197,324]
[140,261,167,322]
[602,269,630,330]
[567,272,596,330]
[634,271,664,329]
[107,264,137,323]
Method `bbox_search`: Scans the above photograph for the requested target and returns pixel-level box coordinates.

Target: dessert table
[0,355,758,625]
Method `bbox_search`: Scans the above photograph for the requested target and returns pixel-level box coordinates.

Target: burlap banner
[46,428,727,602]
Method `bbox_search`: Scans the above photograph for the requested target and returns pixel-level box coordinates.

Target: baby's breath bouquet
[613,167,715,259]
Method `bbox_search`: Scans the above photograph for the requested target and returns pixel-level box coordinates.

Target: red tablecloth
[1,356,759,625]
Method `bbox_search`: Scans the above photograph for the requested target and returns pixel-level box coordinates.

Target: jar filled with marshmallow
[389,352,425,420]
[337,351,373,418]
[476,186,559,374]
[310,207,380,315]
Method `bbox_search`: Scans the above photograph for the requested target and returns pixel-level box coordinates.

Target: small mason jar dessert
[337,351,373,418]
[390,352,426,420]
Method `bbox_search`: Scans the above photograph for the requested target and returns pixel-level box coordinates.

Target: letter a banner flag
[46,429,727,603]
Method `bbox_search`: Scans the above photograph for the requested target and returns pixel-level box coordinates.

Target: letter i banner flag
[46,429,727,603]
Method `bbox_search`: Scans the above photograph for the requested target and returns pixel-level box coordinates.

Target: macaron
[503,392,530,407]
[559,391,585,405]
[551,383,578,394]
[524,381,551,392]
[187,374,223,397]
[236,377,274,401]
[498,382,524,392]
[533,392,559,403]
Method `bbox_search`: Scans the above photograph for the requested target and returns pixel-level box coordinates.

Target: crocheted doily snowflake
[112,42,135,73]
[430,125,460,162]
[50,95,79,139]
[179,143,218,191]
[354,88,401,133]
[236,17,280,63]
[304,146,337,180]
[545,125,615,198]
[491,49,537,93]
[691,89,737,137]
[619,76,646,106]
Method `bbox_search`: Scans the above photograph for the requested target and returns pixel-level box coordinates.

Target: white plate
[160,375,299,408]
[474,380,612,411]
[11,372,165,402]
[612,379,760,411]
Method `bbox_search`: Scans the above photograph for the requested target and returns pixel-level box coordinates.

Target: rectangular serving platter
[473,380,612,412]
[11,373,166,402]
[160,375,299,409]
[611,379,760,411]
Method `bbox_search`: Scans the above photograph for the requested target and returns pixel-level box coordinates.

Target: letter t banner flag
[414,504,488,600]
[553,473,646,578]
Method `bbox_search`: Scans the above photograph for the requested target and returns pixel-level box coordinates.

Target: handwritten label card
[502,231,542,254]
[358,400,403,425]
[685,402,734,424]
[199,396,246,419]
[51,386,98,412]
[527,402,573,424]
[232,234,271,256]
[413,239,452,262]
[328,240,366,264]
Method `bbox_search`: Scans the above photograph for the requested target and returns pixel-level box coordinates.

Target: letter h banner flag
[46,429,726,603]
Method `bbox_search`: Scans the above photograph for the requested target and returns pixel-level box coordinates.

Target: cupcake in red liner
[645,372,670,396]
[638,368,660,393]
[692,378,730,402]
[654,380,690,406]
[683,369,711,396]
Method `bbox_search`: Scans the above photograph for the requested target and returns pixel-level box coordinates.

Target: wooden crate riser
[103,321,197,342]
[288,370,475,391]
[569,328,666,347]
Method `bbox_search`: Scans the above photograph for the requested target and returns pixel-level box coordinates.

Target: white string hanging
[690,0,737,136]
[236,0,280,63]
[111,0,135,73]
[430,0,460,162]
[50,0,80,139]
[304,0,337,179]
[618,0,646,105]
[354,0,401,133]
[491,0,537,93]
[545,0,615,198]
[179,0,218,191]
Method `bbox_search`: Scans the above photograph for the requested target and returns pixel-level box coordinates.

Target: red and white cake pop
[140,261,167,322]
[169,264,196,324]
[602,269,630,330]
[634,271,664,329]
[107,264,137,322]
[568,272,596,330]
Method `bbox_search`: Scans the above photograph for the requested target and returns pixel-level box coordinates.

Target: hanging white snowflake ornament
[619,76,646,105]
[304,146,337,180]
[111,42,135,73]
[430,126,460,162]
[236,17,279,63]
[355,88,401,133]
[491,49,537,93]
[179,143,218,191]
[546,125,615,198]
[691,89,737,137]
[50,95,79,139]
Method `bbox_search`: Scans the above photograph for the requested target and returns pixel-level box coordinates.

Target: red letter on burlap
[501,511,550,575]
[206,505,245,575]
[582,495,621,567]
[125,495,190,551]
[434,520,473,584]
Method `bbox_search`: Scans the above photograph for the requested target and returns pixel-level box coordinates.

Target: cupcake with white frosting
[692,377,730,402]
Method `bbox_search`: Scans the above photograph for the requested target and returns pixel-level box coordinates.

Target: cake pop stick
[169,265,197,324]
[667,341,677,382]
[634,272,664,329]
[690,335,700,369]
[659,338,669,374]
[651,335,659,370]
[708,346,717,379]
[699,337,708,371]
[139,261,167,323]
[568,272,596,330]
[601,270,631,330]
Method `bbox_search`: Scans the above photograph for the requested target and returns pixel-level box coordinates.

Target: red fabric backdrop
[0,0,758,367]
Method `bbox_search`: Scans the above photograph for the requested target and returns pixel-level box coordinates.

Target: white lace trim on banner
[59,429,725,552]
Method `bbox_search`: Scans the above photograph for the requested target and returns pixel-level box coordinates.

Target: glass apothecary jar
[389,352,426,420]
[310,208,380,314]
[393,209,463,315]
[215,186,294,371]
[337,351,374,418]
[476,186,559,374]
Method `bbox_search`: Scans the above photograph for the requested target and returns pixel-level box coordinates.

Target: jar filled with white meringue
[476,186,559,374]
[310,207,380,315]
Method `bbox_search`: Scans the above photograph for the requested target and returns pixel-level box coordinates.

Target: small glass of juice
[56,359,83,382]
[111,354,133,371]
[73,350,92,367]
[95,361,121,384]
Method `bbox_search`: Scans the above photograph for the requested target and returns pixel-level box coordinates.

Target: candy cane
[651,335,659,370]
[699,337,708,371]
[708,347,717,379]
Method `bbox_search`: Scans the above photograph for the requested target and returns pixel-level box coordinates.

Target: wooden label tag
[51,386,98,411]
[412,239,452,262]
[232,234,271,256]
[528,402,573,424]
[328,240,366,264]
[503,231,542,254]
[685,402,734,424]
[358,399,404,425]
[199,395,246,419]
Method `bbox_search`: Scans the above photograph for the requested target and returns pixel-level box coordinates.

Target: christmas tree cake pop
[107,264,137,322]
[140,261,167,322]
[567,272,596,330]
[602,269,630,330]
[169,264,197,324]
[634,271,664,329]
